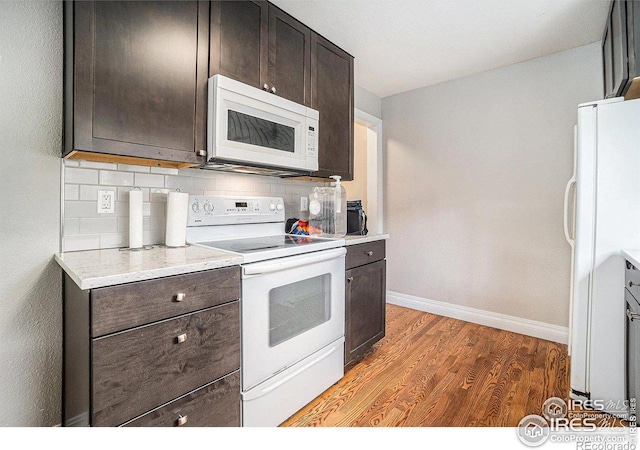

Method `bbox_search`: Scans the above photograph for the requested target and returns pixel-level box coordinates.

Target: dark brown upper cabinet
[311,33,354,181]
[210,2,311,107]
[64,1,209,167]
[602,0,640,99]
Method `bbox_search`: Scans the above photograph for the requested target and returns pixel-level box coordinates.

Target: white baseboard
[386,291,568,344]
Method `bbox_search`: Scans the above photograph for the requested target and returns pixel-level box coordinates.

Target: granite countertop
[55,245,243,290]
[622,249,640,268]
[343,234,389,246]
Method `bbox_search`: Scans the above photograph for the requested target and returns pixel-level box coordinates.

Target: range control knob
[203,202,213,213]
[268,203,276,211]
[276,203,283,211]
[191,202,200,213]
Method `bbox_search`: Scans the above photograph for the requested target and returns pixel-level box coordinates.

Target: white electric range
[186,195,346,427]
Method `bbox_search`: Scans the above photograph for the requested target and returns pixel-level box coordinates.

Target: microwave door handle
[243,247,346,276]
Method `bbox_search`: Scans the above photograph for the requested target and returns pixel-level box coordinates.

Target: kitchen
[1,0,638,446]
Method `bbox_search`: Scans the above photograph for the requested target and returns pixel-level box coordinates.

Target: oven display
[236,202,248,208]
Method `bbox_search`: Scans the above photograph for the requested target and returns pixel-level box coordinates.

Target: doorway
[343,109,383,234]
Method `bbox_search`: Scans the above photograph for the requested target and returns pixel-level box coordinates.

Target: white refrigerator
[566,97,640,417]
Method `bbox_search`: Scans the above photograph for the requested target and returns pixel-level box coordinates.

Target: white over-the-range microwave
[203,74,319,177]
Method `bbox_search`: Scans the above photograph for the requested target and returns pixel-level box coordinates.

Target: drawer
[346,240,385,270]
[91,266,240,336]
[91,301,240,427]
[626,260,640,301]
[123,371,240,427]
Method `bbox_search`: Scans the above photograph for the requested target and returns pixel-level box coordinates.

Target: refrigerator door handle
[564,177,577,246]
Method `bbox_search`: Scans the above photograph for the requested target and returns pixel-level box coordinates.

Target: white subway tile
[99,170,134,186]
[80,160,118,170]
[150,202,165,217]
[143,216,151,231]
[63,234,100,252]
[270,184,286,194]
[65,184,79,201]
[64,218,80,235]
[165,175,194,191]
[150,188,170,203]
[65,167,99,184]
[65,201,99,218]
[100,233,127,249]
[150,167,179,175]
[80,217,118,234]
[118,163,151,173]
[117,217,129,233]
[63,159,80,167]
[135,173,164,188]
[114,201,129,217]
[117,187,149,202]
[191,177,216,191]
[143,202,151,217]
[80,185,116,201]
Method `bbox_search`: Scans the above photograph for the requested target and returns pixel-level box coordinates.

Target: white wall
[0,1,62,426]
[355,84,382,119]
[382,43,603,327]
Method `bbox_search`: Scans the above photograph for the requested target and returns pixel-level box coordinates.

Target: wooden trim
[625,76,640,100]
[65,151,198,169]
[386,290,569,344]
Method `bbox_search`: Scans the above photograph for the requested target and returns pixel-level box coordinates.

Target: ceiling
[271,0,610,98]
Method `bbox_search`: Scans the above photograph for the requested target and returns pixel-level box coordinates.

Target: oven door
[241,247,346,391]
[208,76,318,172]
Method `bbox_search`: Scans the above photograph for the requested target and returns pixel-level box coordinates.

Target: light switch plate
[98,190,115,214]
[300,196,308,212]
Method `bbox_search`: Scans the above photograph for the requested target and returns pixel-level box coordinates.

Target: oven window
[269,274,331,347]
[227,110,295,153]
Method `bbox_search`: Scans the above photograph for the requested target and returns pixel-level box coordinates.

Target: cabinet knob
[176,414,188,426]
[271,86,277,94]
[365,251,374,256]
[176,333,187,344]
[347,277,354,283]
[263,83,270,91]
[175,292,186,302]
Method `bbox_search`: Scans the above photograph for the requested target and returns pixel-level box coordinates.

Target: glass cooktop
[197,235,323,254]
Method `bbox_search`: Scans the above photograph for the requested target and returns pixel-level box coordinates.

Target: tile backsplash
[62,160,326,252]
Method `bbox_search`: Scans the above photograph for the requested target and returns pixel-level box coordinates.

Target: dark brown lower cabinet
[344,241,387,366]
[63,267,241,427]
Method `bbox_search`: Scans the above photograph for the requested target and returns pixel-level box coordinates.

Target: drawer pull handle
[347,277,354,283]
[629,281,640,288]
[628,309,640,322]
[365,251,374,256]
[176,333,187,344]
[175,293,186,302]
[176,414,188,426]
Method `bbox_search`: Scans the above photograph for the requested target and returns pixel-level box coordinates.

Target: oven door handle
[241,340,343,401]
[243,247,346,276]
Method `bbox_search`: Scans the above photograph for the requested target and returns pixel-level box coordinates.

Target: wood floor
[282,304,570,427]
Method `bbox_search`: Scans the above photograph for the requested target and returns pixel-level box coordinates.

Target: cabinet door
[611,0,629,97]
[311,33,354,181]
[345,260,386,366]
[71,1,208,164]
[267,5,311,106]
[210,1,268,89]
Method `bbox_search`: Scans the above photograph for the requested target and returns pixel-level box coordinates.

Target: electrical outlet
[97,190,115,214]
[300,196,308,212]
